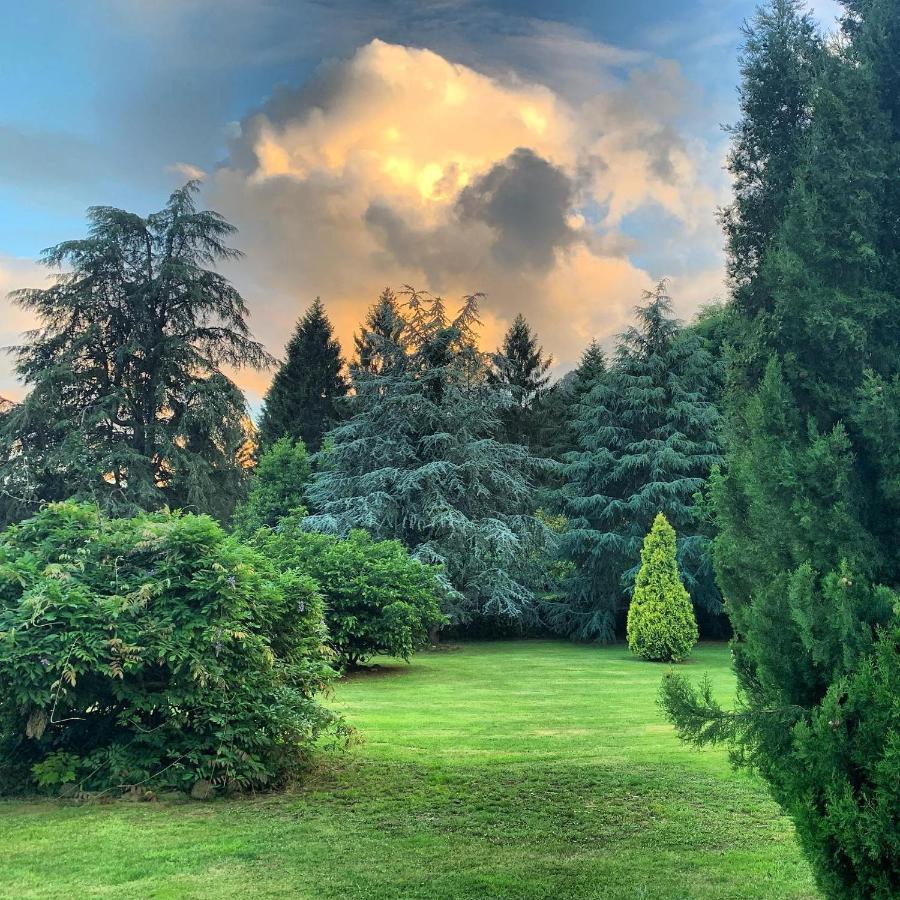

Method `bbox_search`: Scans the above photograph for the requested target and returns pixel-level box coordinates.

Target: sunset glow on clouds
[0,0,760,407]
[202,38,728,403]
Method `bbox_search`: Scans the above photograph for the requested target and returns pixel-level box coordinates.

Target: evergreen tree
[626,513,698,663]
[305,288,552,627]
[556,282,722,641]
[662,3,900,895]
[0,182,268,522]
[489,313,552,447]
[353,288,405,376]
[720,0,822,317]
[258,298,348,452]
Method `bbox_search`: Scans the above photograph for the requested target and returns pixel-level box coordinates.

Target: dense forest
[0,1,897,897]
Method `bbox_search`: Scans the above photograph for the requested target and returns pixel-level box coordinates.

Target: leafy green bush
[0,502,339,796]
[626,513,698,662]
[234,437,311,534]
[251,517,444,667]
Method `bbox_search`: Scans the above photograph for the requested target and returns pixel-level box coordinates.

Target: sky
[0,0,844,407]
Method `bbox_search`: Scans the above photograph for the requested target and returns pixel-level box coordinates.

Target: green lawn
[0,641,818,899]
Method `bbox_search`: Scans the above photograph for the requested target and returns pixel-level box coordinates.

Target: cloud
[0,257,48,402]
[207,38,725,375]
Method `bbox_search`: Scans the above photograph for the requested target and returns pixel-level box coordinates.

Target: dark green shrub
[251,517,444,667]
[0,502,339,796]
[626,513,698,662]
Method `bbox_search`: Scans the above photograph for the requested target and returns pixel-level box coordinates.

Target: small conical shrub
[627,513,698,662]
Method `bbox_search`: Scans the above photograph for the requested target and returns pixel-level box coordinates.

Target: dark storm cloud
[455,148,579,269]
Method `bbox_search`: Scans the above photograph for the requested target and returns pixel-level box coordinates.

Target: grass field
[0,641,818,899]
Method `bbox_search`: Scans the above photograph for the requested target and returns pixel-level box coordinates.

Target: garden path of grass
[0,641,818,899]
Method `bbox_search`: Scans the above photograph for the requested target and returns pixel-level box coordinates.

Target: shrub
[250,517,444,667]
[626,513,698,662]
[233,437,311,534]
[0,502,339,796]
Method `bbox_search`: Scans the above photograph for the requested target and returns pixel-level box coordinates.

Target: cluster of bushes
[0,497,443,798]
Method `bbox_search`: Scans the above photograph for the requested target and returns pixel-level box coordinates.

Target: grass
[0,641,818,899]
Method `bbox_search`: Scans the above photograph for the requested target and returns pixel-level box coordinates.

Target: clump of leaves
[250,516,445,668]
[0,502,340,797]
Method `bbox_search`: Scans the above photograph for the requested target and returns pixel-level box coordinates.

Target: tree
[353,288,405,376]
[0,183,269,522]
[719,0,822,318]
[233,437,311,534]
[305,288,552,628]
[540,339,607,472]
[556,282,723,641]
[489,313,552,447]
[250,517,444,668]
[0,501,339,796]
[258,298,348,452]
[662,3,900,895]
[626,513,698,662]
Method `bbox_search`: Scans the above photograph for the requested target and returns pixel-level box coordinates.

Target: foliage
[258,298,348,452]
[250,516,444,667]
[556,282,723,641]
[489,313,552,448]
[0,502,338,796]
[233,437,312,534]
[353,288,405,376]
[662,2,900,896]
[306,288,553,627]
[626,514,697,662]
[0,183,268,525]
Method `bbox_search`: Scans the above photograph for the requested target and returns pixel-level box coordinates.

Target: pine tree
[0,182,268,522]
[353,288,405,376]
[556,282,722,641]
[626,513,698,663]
[489,313,552,447]
[258,298,348,452]
[305,288,552,627]
[662,3,900,895]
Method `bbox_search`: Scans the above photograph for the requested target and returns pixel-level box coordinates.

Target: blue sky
[0,0,843,400]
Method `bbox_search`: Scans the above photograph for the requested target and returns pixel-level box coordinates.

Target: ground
[0,641,818,899]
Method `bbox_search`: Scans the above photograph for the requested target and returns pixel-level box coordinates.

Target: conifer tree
[305,288,551,627]
[556,282,722,641]
[0,182,268,522]
[720,0,822,317]
[353,288,405,376]
[662,3,900,895]
[258,298,348,452]
[489,313,552,447]
[626,513,698,663]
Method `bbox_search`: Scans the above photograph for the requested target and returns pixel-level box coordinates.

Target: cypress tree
[258,298,348,452]
[489,313,552,447]
[0,182,269,522]
[662,3,900,895]
[626,513,698,663]
[556,282,722,641]
[305,288,551,627]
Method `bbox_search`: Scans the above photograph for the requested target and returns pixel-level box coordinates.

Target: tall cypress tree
[720,0,822,318]
[556,282,722,641]
[489,313,552,447]
[258,298,348,452]
[662,2,900,895]
[305,289,551,627]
